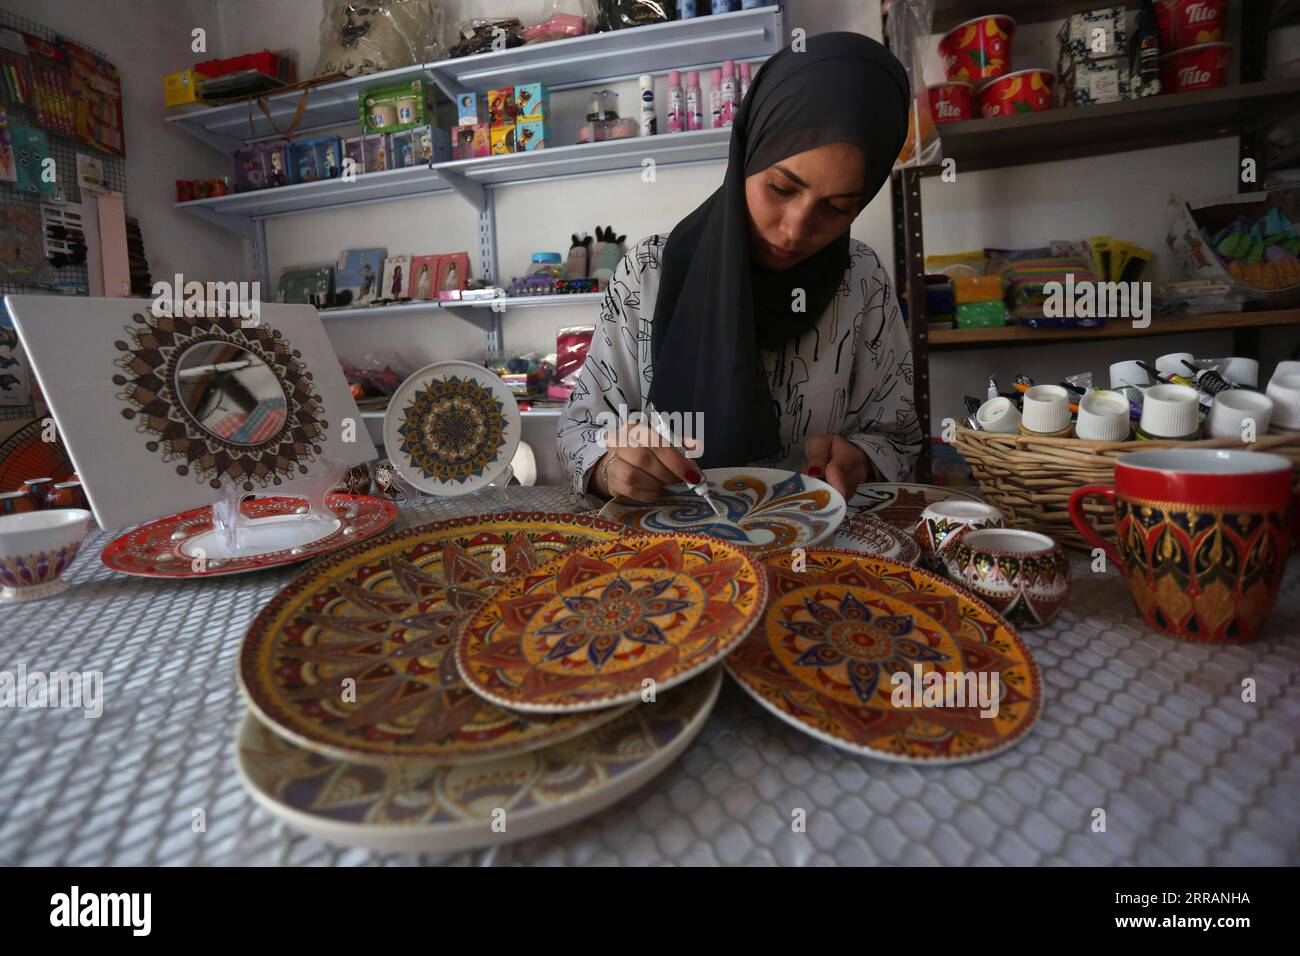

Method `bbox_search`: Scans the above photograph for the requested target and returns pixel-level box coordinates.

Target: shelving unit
[170,6,783,352]
[886,0,1296,481]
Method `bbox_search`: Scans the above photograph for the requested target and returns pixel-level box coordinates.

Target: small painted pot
[977,69,1054,118]
[44,481,89,510]
[331,463,373,497]
[912,499,1004,563]
[1160,42,1231,94]
[939,14,1016,85]
[0,508,91,603]
[928,82,974,124]
[945,528,1071,629]
[19,477,54,510]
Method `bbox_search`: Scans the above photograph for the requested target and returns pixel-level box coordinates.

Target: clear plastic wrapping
[314,0,448,78]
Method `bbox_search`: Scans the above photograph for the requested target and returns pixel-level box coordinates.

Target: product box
[342,132,390,175]
[334,248,387,308]
[487,87,517,128]
[162,69,207,108]
[490,125,516,155]
[195,50,294,83]
[1061,56,1129,106]
[288,135,343,184]
[231,145,268,192]
[454,124,490,159]
[260,142,289,186]
[514,82,549,122]
[515,119,549,151]
[359,80,437,135]
[1057,6,1127,65]
[389,125,451,167]
[456,91,482,126]
[278,265,333,307]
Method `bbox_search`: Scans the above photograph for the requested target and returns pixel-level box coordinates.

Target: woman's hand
[589,421,702,503]
[802,434,875,499]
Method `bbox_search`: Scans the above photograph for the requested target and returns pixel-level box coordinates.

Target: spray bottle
[709,68,722,128]
[720,60,737,127]
[666,70,685,133]
[686,71,703,131]
[739,61,752,101]
[638,74,656,136]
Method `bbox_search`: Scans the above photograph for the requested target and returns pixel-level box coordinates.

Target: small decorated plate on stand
[239,512,639,765]
[456,533,767,714]
[831,513,921,564]
[382,360,521,497]
[235,667,721,855]
[101,494,397,578]
[600,467,846,556]
[848,482,982,531]
[725,548,1041,764]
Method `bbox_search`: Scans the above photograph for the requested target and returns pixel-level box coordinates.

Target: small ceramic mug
[0,508,92,603]
[944,528,1071,629]
[911,499,1004,562]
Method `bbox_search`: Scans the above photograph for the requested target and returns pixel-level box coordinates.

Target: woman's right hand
[589,420,702,503]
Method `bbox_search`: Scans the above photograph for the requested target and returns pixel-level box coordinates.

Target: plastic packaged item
[315,0,447,77]
[686,71,703,131]
[926,250,986,279]
[522,1,593,44]
[953,274,1002,304]
[890,0,941,169]
[954,300,1007,328]
[527,253,565,278]
[598,0,672,30]
[450,18,524,58]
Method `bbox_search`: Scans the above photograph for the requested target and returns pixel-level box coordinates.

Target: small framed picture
[381,255,412,301]
[409,255,440,300]
[436,252,469,300]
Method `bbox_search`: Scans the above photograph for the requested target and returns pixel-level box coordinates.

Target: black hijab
[648,32,910,469]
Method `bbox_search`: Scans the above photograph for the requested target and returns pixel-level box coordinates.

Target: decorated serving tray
[382,360,521,497]
[238,512,637,764]
[600,467,845,555]
[830,512,921,563]
[235,667,721,855]
[456,533,766,713]
[101,494,397,578]
[725,548,1041,764]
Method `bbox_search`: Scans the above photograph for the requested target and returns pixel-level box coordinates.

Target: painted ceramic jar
[330,463,372,497]
[945,528,1071,629]
[912,499,1004,563]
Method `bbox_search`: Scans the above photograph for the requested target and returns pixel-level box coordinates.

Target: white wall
[5,0,247,285]
[202,0,1299,471]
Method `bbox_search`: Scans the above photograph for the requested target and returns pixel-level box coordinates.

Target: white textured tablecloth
[1,485,1297,866]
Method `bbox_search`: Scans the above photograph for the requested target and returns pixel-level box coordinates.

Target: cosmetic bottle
[638,75,656,136]
[709,68,721,127]
[739,61,752,100]
[686,71,703,130]
[666,70,685,133]
[720,60,737,127]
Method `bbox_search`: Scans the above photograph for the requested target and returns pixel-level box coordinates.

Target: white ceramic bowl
[1139,383,1200,438]
[0,508,91,602]
[1076,390,1132,441]
[1265,373,1300,430]
[1021,384,1071,434]
[1206,388,1274,440]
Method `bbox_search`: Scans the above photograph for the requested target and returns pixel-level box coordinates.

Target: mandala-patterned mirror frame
[112,311,327,491]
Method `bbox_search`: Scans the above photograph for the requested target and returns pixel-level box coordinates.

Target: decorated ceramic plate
[101,494,397,578]
[830,513,922,563]
[457,534,766,713]
[599,467,846,556]
[725,548,1041,764]
[382,360,521,497]
[848,482,982,531]
[235,667,721,854]
[239,512,638,765]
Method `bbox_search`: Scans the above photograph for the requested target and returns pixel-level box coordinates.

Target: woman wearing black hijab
[558,32,922,505]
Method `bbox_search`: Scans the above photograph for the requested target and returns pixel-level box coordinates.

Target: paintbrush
[645,404,725,518]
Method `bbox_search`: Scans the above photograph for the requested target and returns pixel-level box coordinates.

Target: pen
[645,404,724,518]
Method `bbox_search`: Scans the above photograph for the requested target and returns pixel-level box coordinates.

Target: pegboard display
[0,9,128,420]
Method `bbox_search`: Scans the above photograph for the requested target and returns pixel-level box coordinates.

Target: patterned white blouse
[556,234,922,507]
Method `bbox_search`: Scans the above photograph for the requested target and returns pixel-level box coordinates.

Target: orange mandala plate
[726,548,1041,764]
[239,512,640,765]
[456,534,767,713]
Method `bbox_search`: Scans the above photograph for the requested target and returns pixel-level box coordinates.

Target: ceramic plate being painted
[239,512,636,765]
[600,467,846,555]
[848,482,982,531]
[382,361,521,497]
[726,549,1040,765]
[456,534,766,714]
[101,494,397,578]
[235,667,721,855]
[830,513,921,563]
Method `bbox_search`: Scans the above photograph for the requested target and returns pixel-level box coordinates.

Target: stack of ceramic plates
[235,516,764,853]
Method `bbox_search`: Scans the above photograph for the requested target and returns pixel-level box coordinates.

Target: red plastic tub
[976,69,1054,118]
[1156,0,1227,53]
[1160,42,1231,93]
[939,15,1015,85]
[928,82,974,124]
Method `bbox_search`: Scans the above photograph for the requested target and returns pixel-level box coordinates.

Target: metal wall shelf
[320,292,604,320]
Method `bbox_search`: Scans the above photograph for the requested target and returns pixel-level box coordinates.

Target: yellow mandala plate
[238,512,640,765]
[235,668,722,854]
[725,548,1041,764]
[456,534,767,713]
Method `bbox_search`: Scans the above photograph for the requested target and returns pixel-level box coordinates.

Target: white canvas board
[4,295,376,529]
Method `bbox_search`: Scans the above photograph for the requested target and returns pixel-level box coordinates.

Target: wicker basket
[952,428,1300,551]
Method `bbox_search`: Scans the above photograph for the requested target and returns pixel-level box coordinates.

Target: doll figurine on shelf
[324,146,339,178]
[268,149,285,186]
[415,261,432,299]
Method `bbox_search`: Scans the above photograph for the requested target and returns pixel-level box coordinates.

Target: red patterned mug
[1069,449,1296,643]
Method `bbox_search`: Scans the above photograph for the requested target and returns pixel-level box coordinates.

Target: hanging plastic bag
[314,0,448,78]
[597,0,672,31]
[887,0,942,170]
[522,0,597,43]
